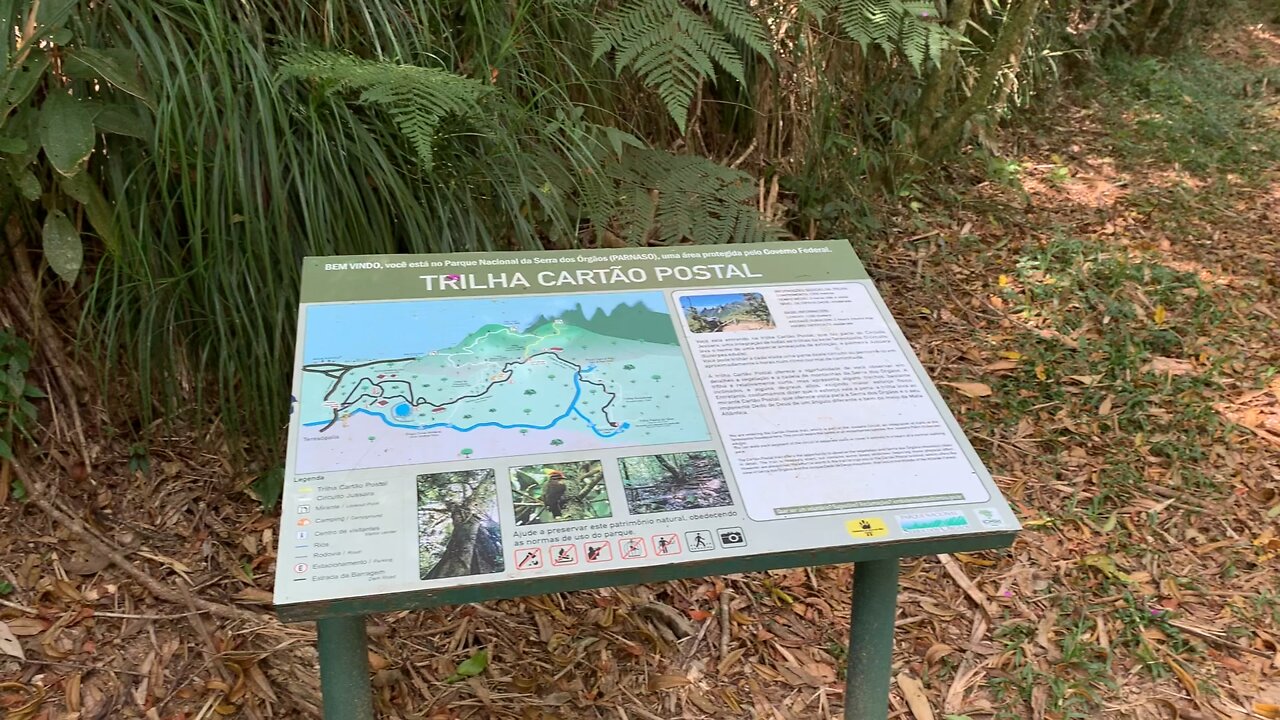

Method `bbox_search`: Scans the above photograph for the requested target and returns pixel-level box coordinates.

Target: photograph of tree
[619,451,733,514]
[680,292,775,333]
[510,460,610,525]
[416,469,504,581]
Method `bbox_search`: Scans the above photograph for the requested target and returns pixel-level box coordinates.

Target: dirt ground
[3,15,1280,720]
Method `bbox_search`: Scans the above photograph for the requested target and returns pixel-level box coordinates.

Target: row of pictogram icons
[514,527,747,571]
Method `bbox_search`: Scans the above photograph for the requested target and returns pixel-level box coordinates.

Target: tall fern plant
[74,2,782,450]
[592,0,774,132]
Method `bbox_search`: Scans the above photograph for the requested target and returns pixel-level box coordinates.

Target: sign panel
[273,241,1018,611]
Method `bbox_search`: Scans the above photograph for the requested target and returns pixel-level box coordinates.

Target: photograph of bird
[542,470,567,518]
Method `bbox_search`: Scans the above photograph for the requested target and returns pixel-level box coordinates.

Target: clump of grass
[1096,52,1280,174]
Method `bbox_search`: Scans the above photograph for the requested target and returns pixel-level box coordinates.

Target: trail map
[295,292,710,473]
[274,242,1019,615]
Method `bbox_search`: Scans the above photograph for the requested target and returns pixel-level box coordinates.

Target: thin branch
[12,457,264,624]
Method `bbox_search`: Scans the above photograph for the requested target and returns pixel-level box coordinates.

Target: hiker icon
[685,530,714,552]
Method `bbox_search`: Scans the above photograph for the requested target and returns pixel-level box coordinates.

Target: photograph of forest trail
[619,451,733,514]
[510,460,610,525]
[416,470,503,580]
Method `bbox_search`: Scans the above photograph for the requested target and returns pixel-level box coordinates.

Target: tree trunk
[915,0,1047,164]
[654,454,687,483]
[427,508,481,579]
[913,0,977,146]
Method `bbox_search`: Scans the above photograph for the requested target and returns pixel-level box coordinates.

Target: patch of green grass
[971,239,1226,483]
[987,601,1114,720]
[1096,52,1280,174]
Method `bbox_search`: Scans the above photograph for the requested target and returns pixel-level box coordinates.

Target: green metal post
[317,615,375,720]
[844,559,899,720]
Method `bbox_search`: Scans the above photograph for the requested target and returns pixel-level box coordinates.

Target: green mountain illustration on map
[295,298,709,472]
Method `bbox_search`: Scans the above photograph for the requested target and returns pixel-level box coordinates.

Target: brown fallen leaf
[1141,356,1196,376]
[0,621,25,661]
[649,674,691,690]
[896,672,936,720]
[232,587,275,605]
[1255,702,1280,719]
[1064,374,1103,386]
[4,618,46,636]
[62,553,111,577]
[941,382,993,398]
[924,643,954,665]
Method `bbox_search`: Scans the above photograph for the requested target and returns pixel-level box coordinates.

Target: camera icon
[716,527,747,548]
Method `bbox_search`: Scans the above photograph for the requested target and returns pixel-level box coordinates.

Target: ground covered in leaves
[3,15,1280,720]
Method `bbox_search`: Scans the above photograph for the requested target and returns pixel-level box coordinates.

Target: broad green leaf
[252,466,285,512]
[603,126,645,158]
[57,174,118,254]
[41,209,83,282]
[55,172,117,256]
[8,166,40,200]
[2,52,50,112]
[444,649,488,682]
[1,106,42,164]
[40,93,96,176]
[94,103,151,138]
[0,136,26,153]
[0,436,10,460]
[64,48,153,108]
[34,0,78,33]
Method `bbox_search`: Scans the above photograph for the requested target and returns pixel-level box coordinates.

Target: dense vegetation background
[0,0,1220,479]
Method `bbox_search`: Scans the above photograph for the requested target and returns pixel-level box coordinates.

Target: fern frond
[585,148,782,245]
[835,0,950,72]
[280,51,490,170]
[595,0,764,132]
[703,0,774,65]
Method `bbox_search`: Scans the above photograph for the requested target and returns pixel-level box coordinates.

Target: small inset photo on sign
[619,450,733,515]
[510,460,611,525]
[416,470,504,581]
[679,292,775,333]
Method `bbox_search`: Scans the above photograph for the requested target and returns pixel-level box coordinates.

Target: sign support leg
[317,615,375,720]
[844,558,899,720]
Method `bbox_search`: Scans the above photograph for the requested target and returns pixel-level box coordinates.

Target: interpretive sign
[273,240,1018,619]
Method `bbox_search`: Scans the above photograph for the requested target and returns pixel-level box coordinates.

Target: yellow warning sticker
[846,517,888,539]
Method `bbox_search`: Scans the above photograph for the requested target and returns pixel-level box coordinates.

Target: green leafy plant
[279,51,490,171]
[0,331,42,464]
[828,0,955,70]
[587,147,785,245]
[2,0,152,281]
[592,0,772,131]
[251,466,284,512]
